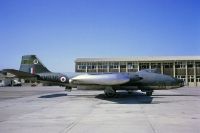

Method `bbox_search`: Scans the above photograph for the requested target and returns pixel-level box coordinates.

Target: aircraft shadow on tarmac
[95,92,155,104]
[153,94,200,97]
[38,91,199,104]
[38,91,153,104]
[39,93,67,98]
[39,92,154,104]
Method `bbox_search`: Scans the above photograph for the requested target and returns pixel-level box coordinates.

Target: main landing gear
[104,87,116,98]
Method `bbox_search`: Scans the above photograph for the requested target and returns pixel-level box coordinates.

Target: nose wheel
[104,87,116,97]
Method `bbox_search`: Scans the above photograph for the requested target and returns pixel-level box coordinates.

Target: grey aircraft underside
[3,55,184,97]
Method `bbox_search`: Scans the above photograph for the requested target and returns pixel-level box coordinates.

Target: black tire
[104,87,116,98]
[146,91,153,96]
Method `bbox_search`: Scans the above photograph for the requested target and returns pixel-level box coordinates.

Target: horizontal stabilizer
[3,69,37,78]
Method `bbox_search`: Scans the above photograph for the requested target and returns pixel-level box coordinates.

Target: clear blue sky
[0,0,199,72]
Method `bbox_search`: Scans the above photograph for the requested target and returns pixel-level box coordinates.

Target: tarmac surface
[0,86,199,133]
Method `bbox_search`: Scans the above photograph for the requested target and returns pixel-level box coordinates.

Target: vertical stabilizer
[19,55,51,74]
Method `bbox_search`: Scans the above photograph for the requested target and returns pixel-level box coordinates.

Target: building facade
[75,56,200,87]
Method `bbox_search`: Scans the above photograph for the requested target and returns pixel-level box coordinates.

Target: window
[175,62,186,68]
[98,62,107,69]
[78,65,86,70]
[151,63,161,68]
[196,62,200,67]
[109,62,119,69]
[87,63,97,70]
[127,62,133,69]
[127,62,138,69]
[77,62,87,70]
[163,63,173,68]
[196,76,200,82]
[139,63,149,70]
[120,62,126,69]
[188,76,194,82]
[187,62,193,68]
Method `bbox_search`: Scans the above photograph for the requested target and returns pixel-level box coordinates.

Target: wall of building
[75,60,200,87]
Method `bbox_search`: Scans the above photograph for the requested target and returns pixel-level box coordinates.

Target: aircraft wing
[69,73,140,86]
[2,69,38,78]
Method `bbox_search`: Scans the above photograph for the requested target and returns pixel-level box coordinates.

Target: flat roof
[75,56,200,62]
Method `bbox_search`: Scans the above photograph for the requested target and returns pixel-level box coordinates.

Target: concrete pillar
[86,63,88,73]
[137,62,140,71]
[194,61,197,86]
[107,62,109,72]
[126,62,128,72]
[173,62,175,77]
[75,64,77,72]
[161,62,164,74]
[149,63,151,69]
[118,62,120,73]
[96,62,98,73]
[185,61,188,86]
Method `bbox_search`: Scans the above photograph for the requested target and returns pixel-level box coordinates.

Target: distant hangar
[75,56,200,87]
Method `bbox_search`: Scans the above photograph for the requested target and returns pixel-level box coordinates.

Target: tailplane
[19,55,51,74]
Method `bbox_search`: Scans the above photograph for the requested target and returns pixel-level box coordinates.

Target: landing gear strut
[104,87,116,97]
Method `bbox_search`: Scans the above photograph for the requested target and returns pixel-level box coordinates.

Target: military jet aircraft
[3,55,184,97]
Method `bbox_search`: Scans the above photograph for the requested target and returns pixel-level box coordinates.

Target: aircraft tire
[104,87,116,98]
[65,86,72,92]
[146,91,153,96]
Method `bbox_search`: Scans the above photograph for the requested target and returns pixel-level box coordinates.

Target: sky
[0,0,199,72]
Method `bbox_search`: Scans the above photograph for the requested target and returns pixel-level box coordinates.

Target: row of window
[175,75,200,82]
[76,62,200,70]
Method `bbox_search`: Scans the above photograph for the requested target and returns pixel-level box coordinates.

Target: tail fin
[19,55,51,74]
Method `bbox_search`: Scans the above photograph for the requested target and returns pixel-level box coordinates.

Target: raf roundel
[33,59,39,64]
[60,76,67,82]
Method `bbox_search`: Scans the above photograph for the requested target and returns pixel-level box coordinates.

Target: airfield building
[75,56,200,87]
